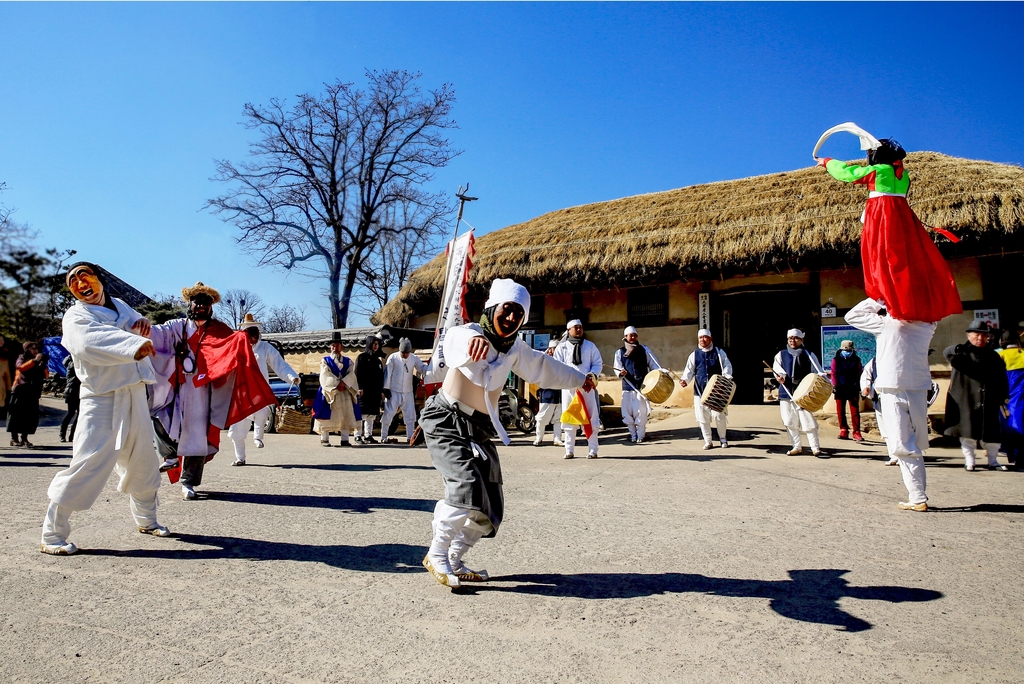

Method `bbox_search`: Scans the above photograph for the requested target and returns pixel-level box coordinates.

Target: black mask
[188,297,213,321]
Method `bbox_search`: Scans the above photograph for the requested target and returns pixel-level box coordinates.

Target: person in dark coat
[830,340,864,442]
[943,323,1010,471]
[354,335,385,443]
[60,354,81,443]
[7,341,48,447]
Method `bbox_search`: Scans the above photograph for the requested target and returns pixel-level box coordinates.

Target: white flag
[424,230,475,385]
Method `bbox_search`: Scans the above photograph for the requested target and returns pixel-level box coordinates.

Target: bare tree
[216,288,267,329]
[207,70,459,328]
[354,198,448,318]
[263,304,308,333]
[1,183,38,254]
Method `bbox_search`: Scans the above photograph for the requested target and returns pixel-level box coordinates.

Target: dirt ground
[1,399,1022,683]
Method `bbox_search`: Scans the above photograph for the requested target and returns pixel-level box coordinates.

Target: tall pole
[436,184,477,327]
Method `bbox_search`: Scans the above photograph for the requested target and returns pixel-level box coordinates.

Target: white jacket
[60,298,155,398]
[444,324,587,444]
[845,298,936,392]
[553,337,603,377]
[383,352,427,393]
[253,339,298,383]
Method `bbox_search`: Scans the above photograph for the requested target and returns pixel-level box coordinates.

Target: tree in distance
[216,288,267,329]
[207,70,459,328]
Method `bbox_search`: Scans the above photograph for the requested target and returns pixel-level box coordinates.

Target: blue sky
[1,2,1021,327]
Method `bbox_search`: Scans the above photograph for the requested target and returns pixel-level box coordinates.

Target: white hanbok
[681,346,733,445]
[773,348,826,451]
[554,338,603,455]
[613,345,661,442]
[42,298,163,545]
[381,351,427,441]
[847,299,936,504]
[227,339,298,459]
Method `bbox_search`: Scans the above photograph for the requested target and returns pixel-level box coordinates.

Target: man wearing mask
[679,329,733,449]
[554,319,603,458]
[148,283,275,499]
[613,326,662,444]
[40,262,168,555]
[226,313,299,465]
[381,338,427,444]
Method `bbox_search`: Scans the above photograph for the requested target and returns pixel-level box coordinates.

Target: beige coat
[0,356,12,408]
[314,354,361,432]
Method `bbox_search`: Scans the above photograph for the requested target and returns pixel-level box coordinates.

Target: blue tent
[42,337,70,377]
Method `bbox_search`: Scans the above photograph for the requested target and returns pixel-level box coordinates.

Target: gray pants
[419,393,503,536]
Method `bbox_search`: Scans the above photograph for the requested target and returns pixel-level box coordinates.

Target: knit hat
[399,337,413,353]
[483,278,531,323]
[840,340,854,351]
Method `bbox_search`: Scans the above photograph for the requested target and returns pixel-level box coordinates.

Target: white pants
[535,403,561,442]
[879,390,928,503]
[43,384,162,544]
[960,438,1001,468]
[562,388,600,455]
[780,400,820,450]
[227,405,271,460]
[360,414,377,439]
[428,500,492,569]
[621,390,650,440]
[694,394,728,444]
[320,427,349,444]
[381,391,416,441]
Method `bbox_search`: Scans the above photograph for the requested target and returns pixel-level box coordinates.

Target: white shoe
[587,452,598,459]
[450,557,489,582]
[532,440,543,446]
[703,442,713,450]
[564,452,574,459]
[320,440,332,447]
[553,439,564,446]
[885,458,899,466]
[719,441,728,448]
[254,439,264,449]
[231,459,246,466]
[40,541,78,555]
[182,485,196,500]
[629,436,637,443]
[159,458,179,473]
[138,524,171,537]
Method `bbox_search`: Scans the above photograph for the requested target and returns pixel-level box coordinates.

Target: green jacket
[824,158,909,194]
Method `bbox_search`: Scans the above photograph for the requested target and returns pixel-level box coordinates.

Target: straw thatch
[375,152,1024,326]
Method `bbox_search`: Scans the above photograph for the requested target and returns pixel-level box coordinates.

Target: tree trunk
[329,272,343,329]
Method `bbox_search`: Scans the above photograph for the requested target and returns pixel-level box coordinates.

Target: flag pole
[435,184,477,332]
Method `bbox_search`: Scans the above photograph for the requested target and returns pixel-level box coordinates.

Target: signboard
[821,325,876,367]
[821,304,838,318]
[972,309,999,331]
[532,333,550,351]
[698,293,710,331]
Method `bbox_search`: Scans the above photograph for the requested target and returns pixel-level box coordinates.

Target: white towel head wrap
[698,328,712,338]
[484,278,531,322]
[623,325,638,338]
[786,328,805,339]
[566,319,583,330]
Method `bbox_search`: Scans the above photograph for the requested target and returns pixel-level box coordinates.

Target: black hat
[330,330,343,344]
[966,322,993,333]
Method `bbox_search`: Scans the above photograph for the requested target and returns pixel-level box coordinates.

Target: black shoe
[59,435,67,443]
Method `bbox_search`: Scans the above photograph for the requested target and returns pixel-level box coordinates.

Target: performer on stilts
[40,262,169,555]
[419,279,595,589]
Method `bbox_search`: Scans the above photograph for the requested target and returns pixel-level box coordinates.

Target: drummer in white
[613,326,662,443]
[772,328,828,457]
[679,329,733,449]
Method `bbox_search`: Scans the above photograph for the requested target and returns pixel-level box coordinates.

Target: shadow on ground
[472,568,942,632]
[928,503,1024,513]
[252,463,434,473]
[201,490,435,514]
[85,534,427,573]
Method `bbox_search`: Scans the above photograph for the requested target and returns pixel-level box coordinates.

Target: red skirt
[861,196,962,322]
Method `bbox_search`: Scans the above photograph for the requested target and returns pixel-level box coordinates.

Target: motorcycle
[499,385,535,434]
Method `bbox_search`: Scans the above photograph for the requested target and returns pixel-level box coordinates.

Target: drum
[793,373,833,412]
[700,374,736,413]
[641,369,675,404]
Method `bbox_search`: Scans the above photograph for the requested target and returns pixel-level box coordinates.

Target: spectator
[831,340,864,442]
[7,341,48,447]
[943,323,1010,471]
[0,334,12,422]
[998,330,1024,469]
[533,340,564,446]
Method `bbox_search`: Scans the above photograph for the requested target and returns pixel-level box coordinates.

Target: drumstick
[601,363,642,393]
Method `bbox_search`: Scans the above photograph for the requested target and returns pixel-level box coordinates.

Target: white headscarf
[484,278,531,322]
[786,328,805,339]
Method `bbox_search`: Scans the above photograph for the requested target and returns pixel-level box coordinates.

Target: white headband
[623,326,638,337]
[787,328,805,339]
[567,319,582,330]
[547,339,559,349]
[698,329,711,338]
[484,278,531,322]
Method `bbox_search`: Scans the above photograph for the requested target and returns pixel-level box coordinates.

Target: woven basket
[276,405,312,434]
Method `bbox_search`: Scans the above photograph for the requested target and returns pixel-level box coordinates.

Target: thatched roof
[375,153,1024,326]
